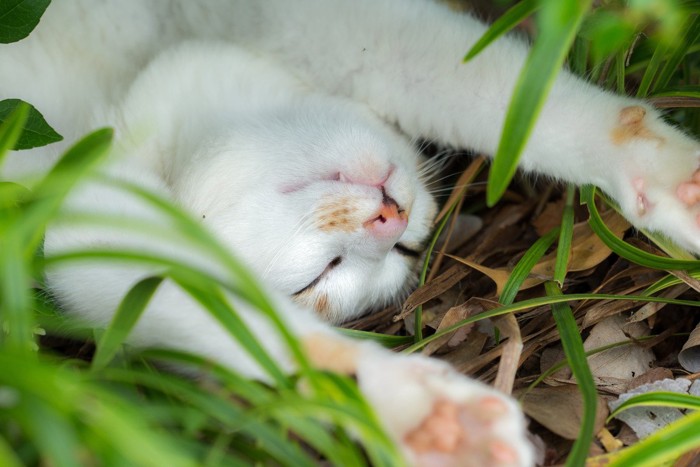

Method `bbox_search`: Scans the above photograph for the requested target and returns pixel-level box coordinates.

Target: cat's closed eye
[293,255,343,296]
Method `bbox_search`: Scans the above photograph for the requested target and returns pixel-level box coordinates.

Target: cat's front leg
[575,103,700,253]
[303,332,533,467]
[239,0,700,254]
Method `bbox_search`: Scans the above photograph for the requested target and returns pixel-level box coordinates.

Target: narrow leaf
[609,410,700,466]
[553,186,576,286]
[500,226,559,305]
[487,0,592,205]
[545,281,597,467]
[582,187,700,270]
[652,15,700,93]
[0,101,29,164]
[463,0,539,61]
[174,280,290,387]
[609,392,700,419]
[405,292,700,353]
[636,40,669,97]
[15,128,112,252]
[0,436,22,467]
[92,276,164,370]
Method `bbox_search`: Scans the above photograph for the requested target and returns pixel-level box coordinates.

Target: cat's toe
[356,354,533,467]
[676,169,700,208]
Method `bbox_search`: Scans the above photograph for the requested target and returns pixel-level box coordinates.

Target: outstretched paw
[356,353,533,467]
[607,105,700,254]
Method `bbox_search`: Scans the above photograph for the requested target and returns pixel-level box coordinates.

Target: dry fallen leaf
[492,313,523,395]
[584,314,655,383]
[608,378,692,439]
[679,323,700,372]
[447,209,630,295]
[421,301,477,356]
[539,345,572,382]
[445,255,543,294]
[397,264,471,320]
[517,385,608,440]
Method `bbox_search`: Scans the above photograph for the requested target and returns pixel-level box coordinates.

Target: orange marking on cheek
[292,290,333,321]
[314,293,330,315]
[611,105,665,145]
[292,289,313,307]
[316,197,360,232]
[301,332,361,374]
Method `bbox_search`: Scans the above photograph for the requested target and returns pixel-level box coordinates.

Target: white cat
[2,1,700,466]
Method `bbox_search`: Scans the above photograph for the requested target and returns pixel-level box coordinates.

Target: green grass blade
[103,368,316,466]
[140,348,275,405]
[642,271,700,296]
[487,0,592,205]
[614,51,625,93]
[173,279,290,387]
[11,395,81,467]
[339,328,413,347]
[650,86,700,98]
[92,276,164,371]
[79,393,197,467]
[275,412,366,466]
[414,201,457,341]
[650,15,700,93]
[569,35,590,75]
[553,186,576,286]
[609,410,700,467]
[405,292,700,353]
[499,226,559,305]
[636,40,669,97]
[463,0,539,61]
[0,231,34,353]
[0,101,29,164]
[12,129,112,254]
[545,281,597,467]
[609,392,700,420]
[1,354,199,467]
[0,436,22,467]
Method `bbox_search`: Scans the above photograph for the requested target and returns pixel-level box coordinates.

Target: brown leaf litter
[344,153,700,465]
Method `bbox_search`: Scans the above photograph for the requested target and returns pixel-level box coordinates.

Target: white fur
[3,1,700,465]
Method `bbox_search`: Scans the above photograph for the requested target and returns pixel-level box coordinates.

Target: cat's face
[179,100,437,323]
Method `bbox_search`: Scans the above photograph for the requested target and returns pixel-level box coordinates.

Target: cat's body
[3,1,700,465]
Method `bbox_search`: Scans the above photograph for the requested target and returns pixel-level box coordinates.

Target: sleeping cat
[2,0,700,466]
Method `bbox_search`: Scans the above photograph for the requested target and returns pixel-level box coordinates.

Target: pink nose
[364,200,408,239]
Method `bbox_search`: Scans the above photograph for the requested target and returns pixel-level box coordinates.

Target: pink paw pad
[632,177,652,216]
[404,397,522,467]
[677,169,700,206]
